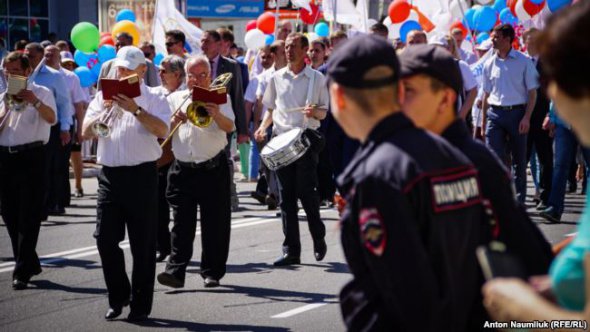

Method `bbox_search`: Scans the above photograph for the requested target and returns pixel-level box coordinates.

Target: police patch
[430,169,482,213]
[359,208,386,256]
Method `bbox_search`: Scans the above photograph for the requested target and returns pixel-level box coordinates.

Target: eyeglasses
[187,72,209,80]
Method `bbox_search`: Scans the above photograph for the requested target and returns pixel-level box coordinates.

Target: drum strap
[303,70,316,129]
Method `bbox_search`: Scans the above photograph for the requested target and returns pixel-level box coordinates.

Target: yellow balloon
[111,20,140,46]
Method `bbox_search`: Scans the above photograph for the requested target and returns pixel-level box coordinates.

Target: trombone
[160,72,232,148]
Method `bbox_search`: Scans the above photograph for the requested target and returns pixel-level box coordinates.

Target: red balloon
[388,0,411,24]
[508,0,518,16]
[99,36,115,47]
[449,21,468,39]
[246,20,257,32]
[523,0,545,16]
[257,12,276,35]
[100,32,111,38]
[300,3,321,25]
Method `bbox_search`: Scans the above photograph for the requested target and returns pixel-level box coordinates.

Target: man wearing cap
[256,32,329,266]
[398,43,552,295]
[327,35,489,331]
[481,24,539,203]
[82,46,171,321]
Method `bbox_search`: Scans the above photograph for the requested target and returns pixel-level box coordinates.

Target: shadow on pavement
[29,279,106,295]
[42,258,101,270]
[130,318,289,331]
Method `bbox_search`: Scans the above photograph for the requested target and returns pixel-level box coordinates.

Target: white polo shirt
[0,83,57,146]
[262,65,329,135]
[59,67,88,104]
[84,83,171,167]
[167,90,235,163]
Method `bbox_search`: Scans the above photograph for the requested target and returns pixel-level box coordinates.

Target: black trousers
[276,138,325,257]
[0,146,46,281]
[94,161,158,315]
[317,143,336,202]
[44,125,71,211]
[526,126,553,203]
[157,163,171,255]
[165,152,231,281]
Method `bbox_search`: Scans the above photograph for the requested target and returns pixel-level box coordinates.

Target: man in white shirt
[157,55,235,290]
[82,46,171,322]
[452,28,478,65]
[256,33,330,266]
[0,52,57,290]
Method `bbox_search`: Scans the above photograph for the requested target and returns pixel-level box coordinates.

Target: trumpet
[160,72,233,148]
[91,101,121,138]
[0,94,28,128]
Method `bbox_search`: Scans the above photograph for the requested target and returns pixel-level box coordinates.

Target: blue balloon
[314,22,329,37]
[97,45,116,63]
[399,20,422,43]
[463,8,476,30]
[90,62,102,80]
[115,9,136,23]
[153,53,164,66]
[499,8,518,25]
[74,50,98,68]
[529,0,544,4]
[74,67,96,88]
[548,0,572,12]
[476,32,490,44]
[473,6,497,32]
[265,34,275,46]
[184,41,192,54]
[493,0,507,12]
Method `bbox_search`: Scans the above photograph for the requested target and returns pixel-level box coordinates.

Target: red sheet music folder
[101,74,141,100]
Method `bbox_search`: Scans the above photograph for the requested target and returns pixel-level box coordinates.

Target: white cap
[60,51,75,63]
[429,34,449,48]
[476,39,493,51]
[113,46,146,70]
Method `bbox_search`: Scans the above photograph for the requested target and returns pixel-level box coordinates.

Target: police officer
[327,35,490,331]
[82,46,171,321]
[0,52,57,290]
[399,45,553,278]
[157,55,235,289]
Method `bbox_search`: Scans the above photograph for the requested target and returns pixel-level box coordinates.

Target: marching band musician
[82,46,171,322]
[153,54,187,263]
[157,55,235,289]
[0,52,57,290]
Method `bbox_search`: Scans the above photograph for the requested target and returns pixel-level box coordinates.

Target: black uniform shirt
[338,113,489,332]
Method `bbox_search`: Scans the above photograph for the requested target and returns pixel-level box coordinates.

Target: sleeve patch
[430,169,482,213]
[359,208,387,256]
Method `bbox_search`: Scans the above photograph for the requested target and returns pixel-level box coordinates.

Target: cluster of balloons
[244,12,275,50]
[382,0,425,43]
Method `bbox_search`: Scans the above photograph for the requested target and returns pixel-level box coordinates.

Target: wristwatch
[33,99,42,109]
[133,107,143,117]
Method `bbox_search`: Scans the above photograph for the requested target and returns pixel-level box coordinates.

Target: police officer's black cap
[399,44,463,94]
[327,35,400,89]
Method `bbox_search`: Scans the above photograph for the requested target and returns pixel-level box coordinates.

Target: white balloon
[244,29,266,51]
[476,0,493,4]
[450,0,469,19]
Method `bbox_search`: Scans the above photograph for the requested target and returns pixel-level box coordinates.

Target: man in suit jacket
[201,30,247,211]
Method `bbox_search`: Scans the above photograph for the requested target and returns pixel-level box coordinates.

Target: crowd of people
[0,0,589,328]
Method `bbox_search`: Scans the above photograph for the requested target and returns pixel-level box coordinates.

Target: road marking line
[271,303,328,318]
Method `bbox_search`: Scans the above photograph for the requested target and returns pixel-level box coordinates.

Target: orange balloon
[111,20,140,46]
[389,0,411,24]
[256,12,276,35]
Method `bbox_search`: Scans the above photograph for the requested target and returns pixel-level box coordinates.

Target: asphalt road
[0,175,582,331]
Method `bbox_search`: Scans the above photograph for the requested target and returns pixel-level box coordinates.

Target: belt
[0,141,44,154]
[177,151,225,170]
[491,104,526,111]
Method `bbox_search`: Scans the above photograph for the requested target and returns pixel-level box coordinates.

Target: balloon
[529,0,544,4]
[476,0,493,3]
[314,22,329,37]
[70,22,100,53]
[399,20,422,43]
[382,17,403,40]
[450,21,468,38]
[184,41,192,54]
[463,8,476,30]
[115,9,136,22]
[388,0,412,24]
[244,29,266,50]
[307,32,319,43]
[74,67,96,88]
[111,20,140,46]
[90,61,102,80]
[256,12,276,34]
[493,0,508,12]
[473,6,497,32]
[246,20,257,32]
[476,32,490,44]
[153,53,164,66]
[74,50,98,68]
[265,34,275,46]
[499,7,518,24]
[97,45,116,63]
[547,0,571,12]
[99,35,115,47]
[100,32,111,38]
[300,3,321,25]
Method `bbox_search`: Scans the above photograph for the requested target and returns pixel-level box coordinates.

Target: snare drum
[260,128,310,171]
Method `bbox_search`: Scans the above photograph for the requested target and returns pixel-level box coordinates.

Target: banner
[152,0,203,56]
[187,0,264,18]
[99,0,157,45]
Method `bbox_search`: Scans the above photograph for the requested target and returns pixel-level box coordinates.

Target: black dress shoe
[204,277,220,288]
[105,300,130,320]
[314,239,327,262]
[155,251,169,262]
[540,206,561,223]
[127,311,148,322]
[273,254,300,266]
[250,191,266,204]
[12,279,27,290]
[157,272,184,288]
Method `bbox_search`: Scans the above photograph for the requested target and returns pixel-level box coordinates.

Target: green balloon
[70,22,100,53]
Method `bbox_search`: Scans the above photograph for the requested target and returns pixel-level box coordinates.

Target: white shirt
[59,67,88,104]
[152,82,187,98]
[262,66,329,135]
[168,90,235,163]
[0,83,57,146]
[84,83,171,167]
[459,48,477,65]
[256,67,276,99]
[244,75,259,103]
[459,60,477,92]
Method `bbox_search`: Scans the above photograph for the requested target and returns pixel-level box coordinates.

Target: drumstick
[282,104,326,113]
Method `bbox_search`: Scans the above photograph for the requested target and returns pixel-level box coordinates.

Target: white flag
[323,0,361,26]
[291,0,312,12]
[152,0,203,56]
[354,0,369,32]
